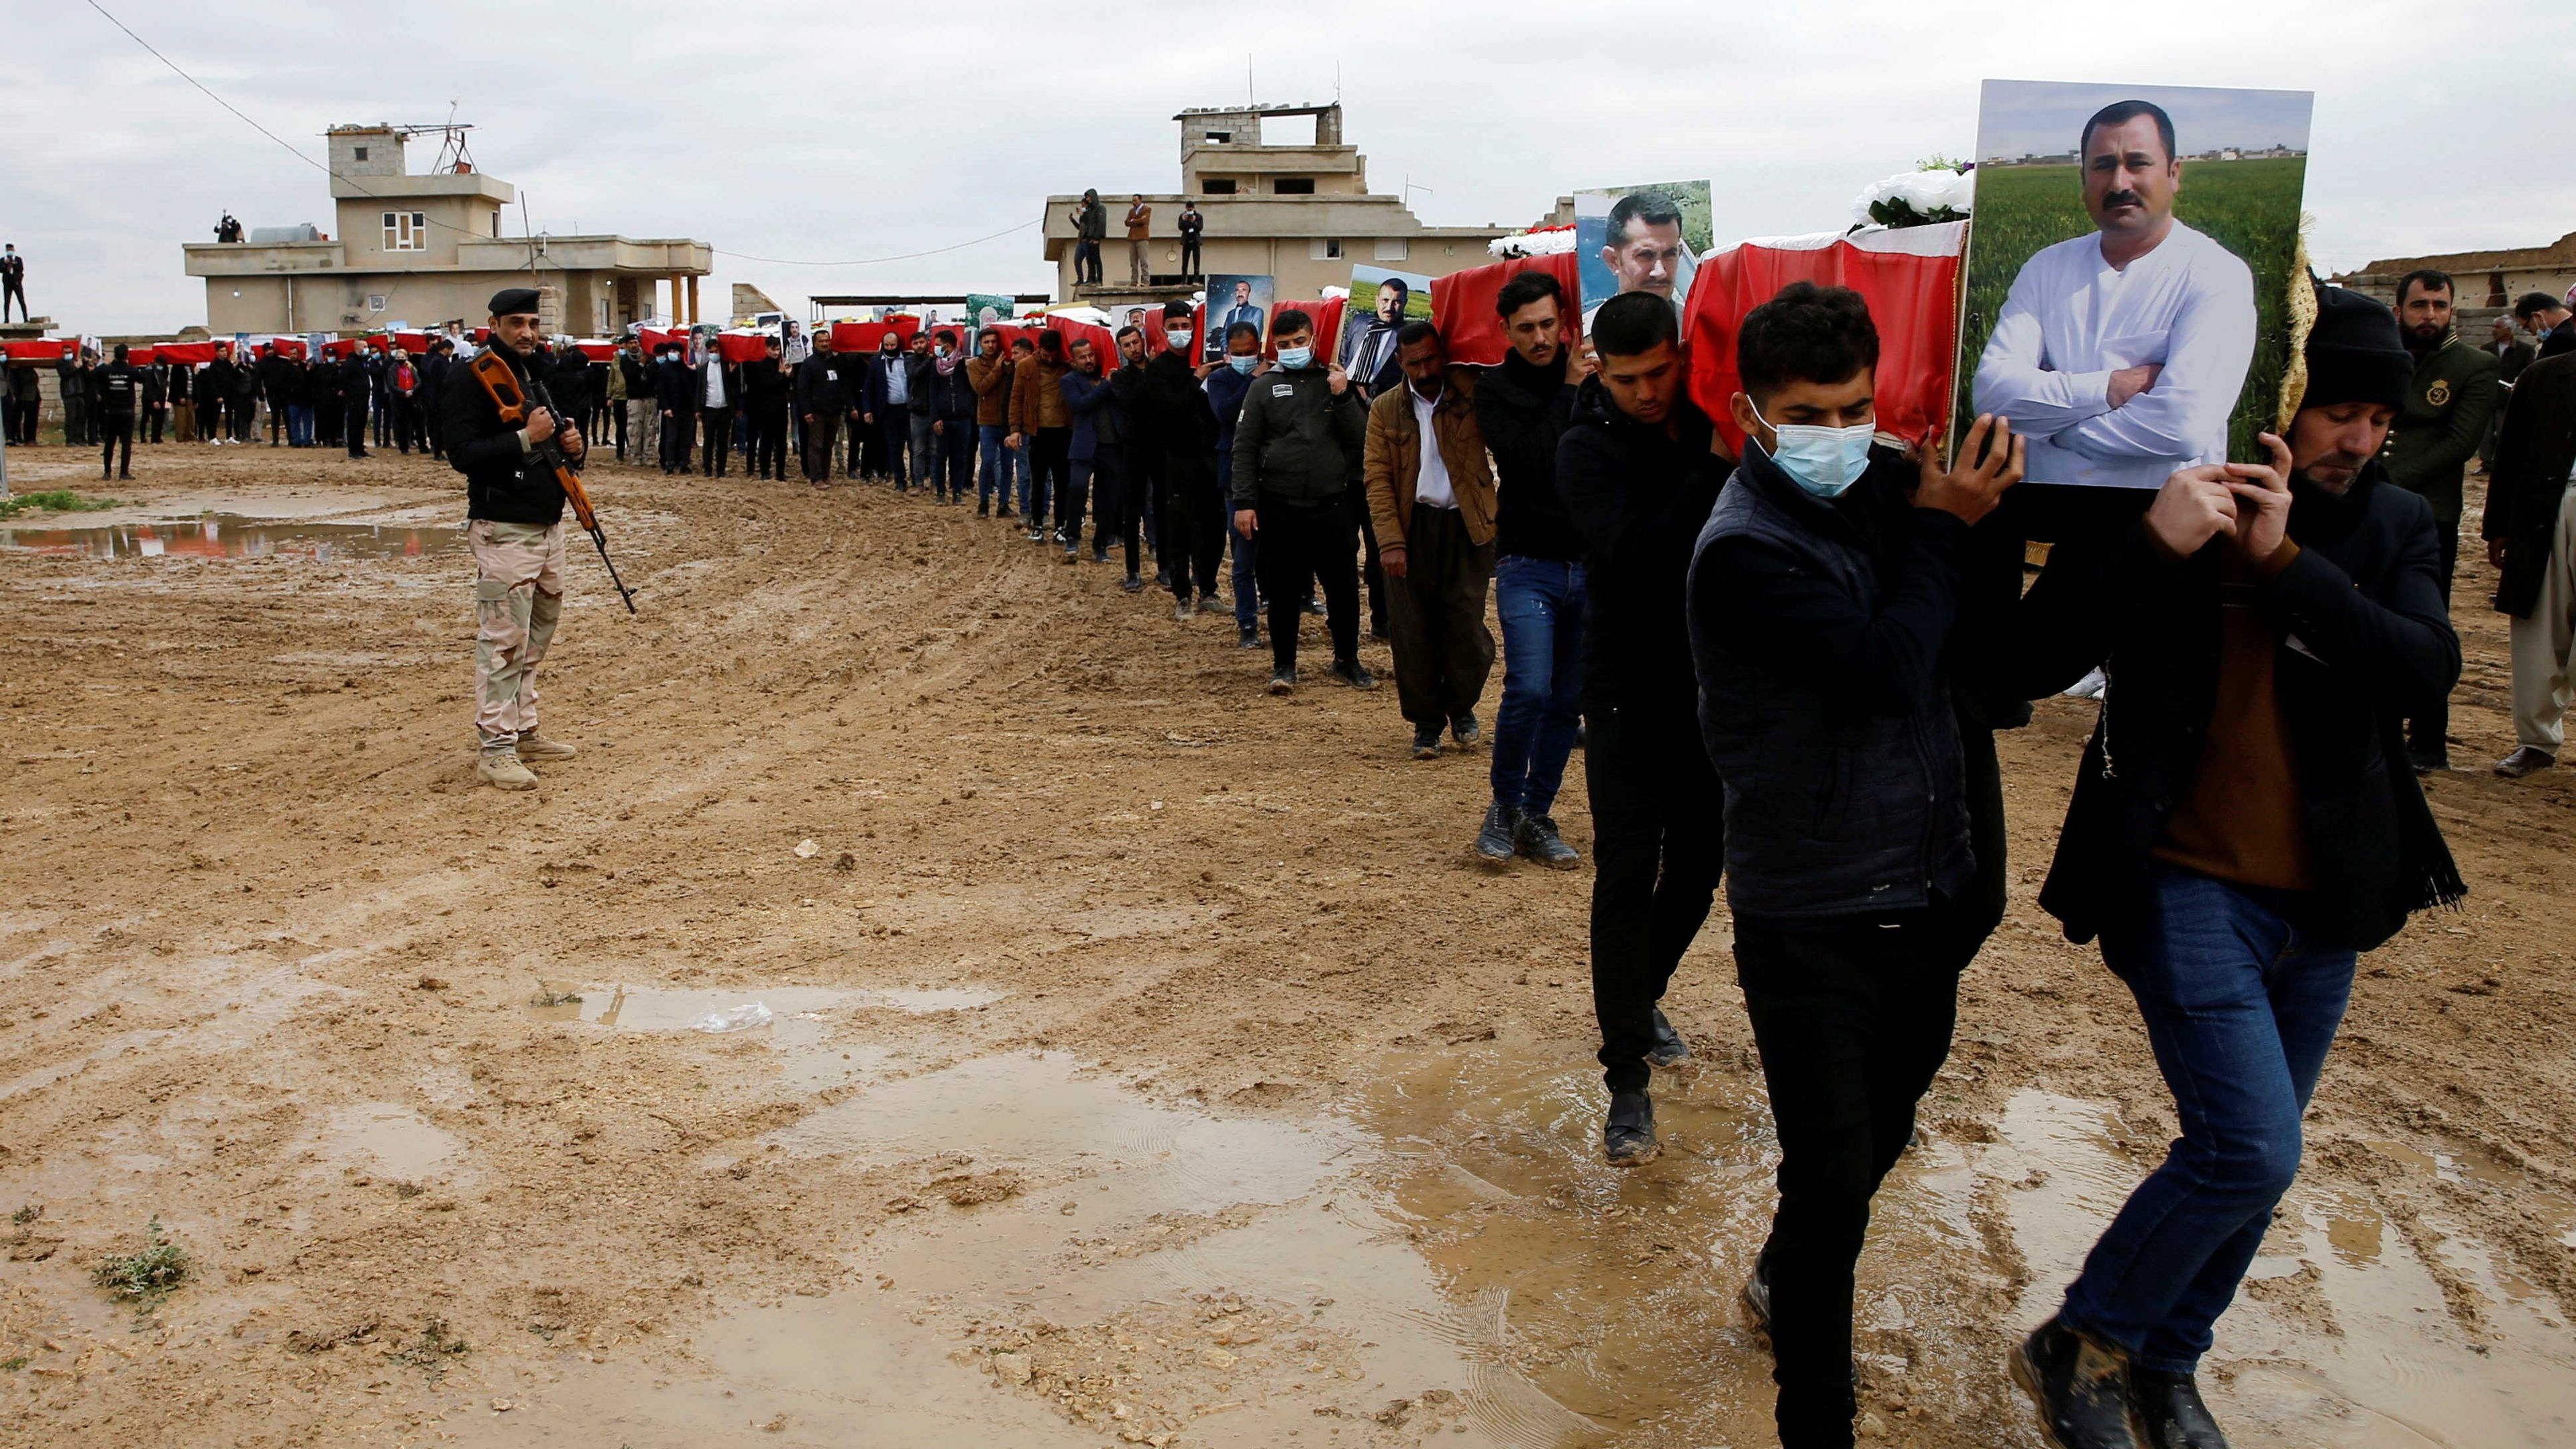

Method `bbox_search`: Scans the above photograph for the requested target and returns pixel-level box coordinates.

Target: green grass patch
[0,490,120,520]
[1959,157,2307,464]
[91,1218,189,1312]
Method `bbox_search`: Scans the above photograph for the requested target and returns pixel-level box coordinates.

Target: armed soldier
[445,287,589,790]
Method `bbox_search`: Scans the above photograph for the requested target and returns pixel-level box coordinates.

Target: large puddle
[445,1032,2576,1449]
[0,514,463,561]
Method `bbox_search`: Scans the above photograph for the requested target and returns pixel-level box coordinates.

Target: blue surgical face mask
[1228,354,1258,375]
[1755,405,1876,498]
[1277,345,1313,370]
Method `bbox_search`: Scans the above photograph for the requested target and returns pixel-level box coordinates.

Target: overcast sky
[9,0,2568,335]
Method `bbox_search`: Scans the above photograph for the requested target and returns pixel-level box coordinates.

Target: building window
[353,146,369,162]
[1275,177,1315,195]
[1203,131,1231,144]
[1373,237,1409,263]
[1202,178,1238,195]
[1309,238,1343,260]
[383,211,427,252]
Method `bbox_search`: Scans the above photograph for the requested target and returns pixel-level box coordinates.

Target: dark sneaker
[2130,1368,2227,1449]
[1120,575,1145,594]
[1474,803,1519,861]
[2408,747,2449,775]
[1236,626,1262,650]
[1267,667,1296,696]
[1741,1253,1773,1334]
[977,503,991,517]
[1155,568,1172,589]
[1304,596,1326,616]
[1174,599,1196,621]
[2496,746,2556,779]
[1449,712,1481,749]
[1647,1007,1691,1067]
[1515,812,1581,869]
[998,507,1016,519]
[1328,658,1378,690]
[2010,1316,2141,1449]
[1411,724,1443,761]
[1605,1091,1658,1167]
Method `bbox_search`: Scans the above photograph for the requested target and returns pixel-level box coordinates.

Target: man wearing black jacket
[653,342,696,474]
[745,337,791,482]
[2007,286,2463,1449]
[1690,284,2024,1448]
[1231,307,1375,693]
[445,288,589,792]
[1554,290,1727,1167]
[339,345,373,458]
[94,345,142,480]
[142,355,171,444]
[1474,269,1589,867]
[1144,304,1226,606]
[794,333,851,485]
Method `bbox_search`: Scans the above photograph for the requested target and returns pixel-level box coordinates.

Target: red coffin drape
[3,339,76,361]
[1263,297,1342,362]
[713,333,767,363]
[1431,252,1582,366]
[1684,222,1966,455]
[152,341,217,365]
[1041,315,1124,372]
[578,341,619,362]
[828,317,924,354]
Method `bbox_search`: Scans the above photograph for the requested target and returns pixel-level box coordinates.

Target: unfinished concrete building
[180,124,712,336]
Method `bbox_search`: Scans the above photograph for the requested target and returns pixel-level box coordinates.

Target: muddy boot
[515,732,577,762]
[476,749,537,791]
[1474,803,1520,861]
[1604,1091,1658,1167]
[2010,1316,2141,1449]
[1514,812,1580,869]
[2129,1369,2227,1449]
[1646,1007,1691,1067]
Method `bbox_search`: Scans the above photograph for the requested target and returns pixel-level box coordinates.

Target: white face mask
[1754,404,1876,498]
[1165,328,1193,351]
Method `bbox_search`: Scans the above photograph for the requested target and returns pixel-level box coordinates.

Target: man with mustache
[1974,99,2257,490]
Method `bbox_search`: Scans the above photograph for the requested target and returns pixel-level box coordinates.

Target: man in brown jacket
[1010,329,1074,541]
[1125,195,1153,286]
[967,328,1018,518]
[1364,321,1499,758]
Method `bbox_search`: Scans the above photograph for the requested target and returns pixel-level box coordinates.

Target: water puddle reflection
[0,515,463,561]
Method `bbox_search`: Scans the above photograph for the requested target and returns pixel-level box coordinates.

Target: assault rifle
[467,347,638,613]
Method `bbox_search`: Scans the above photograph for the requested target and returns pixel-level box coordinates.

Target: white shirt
[702,356,727,407]
[1410,385,1456,510]
[1973,220,2255,490]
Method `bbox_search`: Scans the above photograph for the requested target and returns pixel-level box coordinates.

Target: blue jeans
[2060,868,2356,1373]
[978,424,1016,510]
[1489,555,1587,816]
[287,404,314,447]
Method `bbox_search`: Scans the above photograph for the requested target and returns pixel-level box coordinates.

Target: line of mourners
[441,248,2461,1449]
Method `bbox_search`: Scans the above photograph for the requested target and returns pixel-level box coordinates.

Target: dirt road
[2,441,2571,1448]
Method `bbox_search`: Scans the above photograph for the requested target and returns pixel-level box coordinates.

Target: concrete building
[180,124,711,337]
[1041,103,1564,307]
[2334,231,2576,315]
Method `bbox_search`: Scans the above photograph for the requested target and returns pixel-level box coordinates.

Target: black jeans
[1180,237,1201,276]
[1584,704,1725,1094]
[751,409,788,479]
[702,407,734,476]
[1734,895,1975,1449]
[661,408,694,472]
[1029,427,1071,531]
[2406,523,2459,759]
[144,407,166,444]
[99,409,133,476]
[1162,450,1224,601]
[1087,442,1140,559]
[877,403,911,484]
[345,398,369,456]
[1252,493,1360,672]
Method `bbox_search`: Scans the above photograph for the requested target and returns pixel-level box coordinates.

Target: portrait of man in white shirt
[1973,99,2256,489]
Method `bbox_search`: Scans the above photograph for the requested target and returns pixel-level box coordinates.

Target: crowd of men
[13,166,2575,1446]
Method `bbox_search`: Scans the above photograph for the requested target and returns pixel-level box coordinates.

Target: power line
[86,0,1036,284]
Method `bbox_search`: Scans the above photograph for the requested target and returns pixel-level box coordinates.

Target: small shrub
[92,1218,188,1310]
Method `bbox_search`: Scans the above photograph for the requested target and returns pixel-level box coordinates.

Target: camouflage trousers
[470,519,566,749]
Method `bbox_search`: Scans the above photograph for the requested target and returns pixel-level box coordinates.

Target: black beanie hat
[2302,284,2411,411]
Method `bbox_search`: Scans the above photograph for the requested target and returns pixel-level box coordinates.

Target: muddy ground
[1,437,2571,1449]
